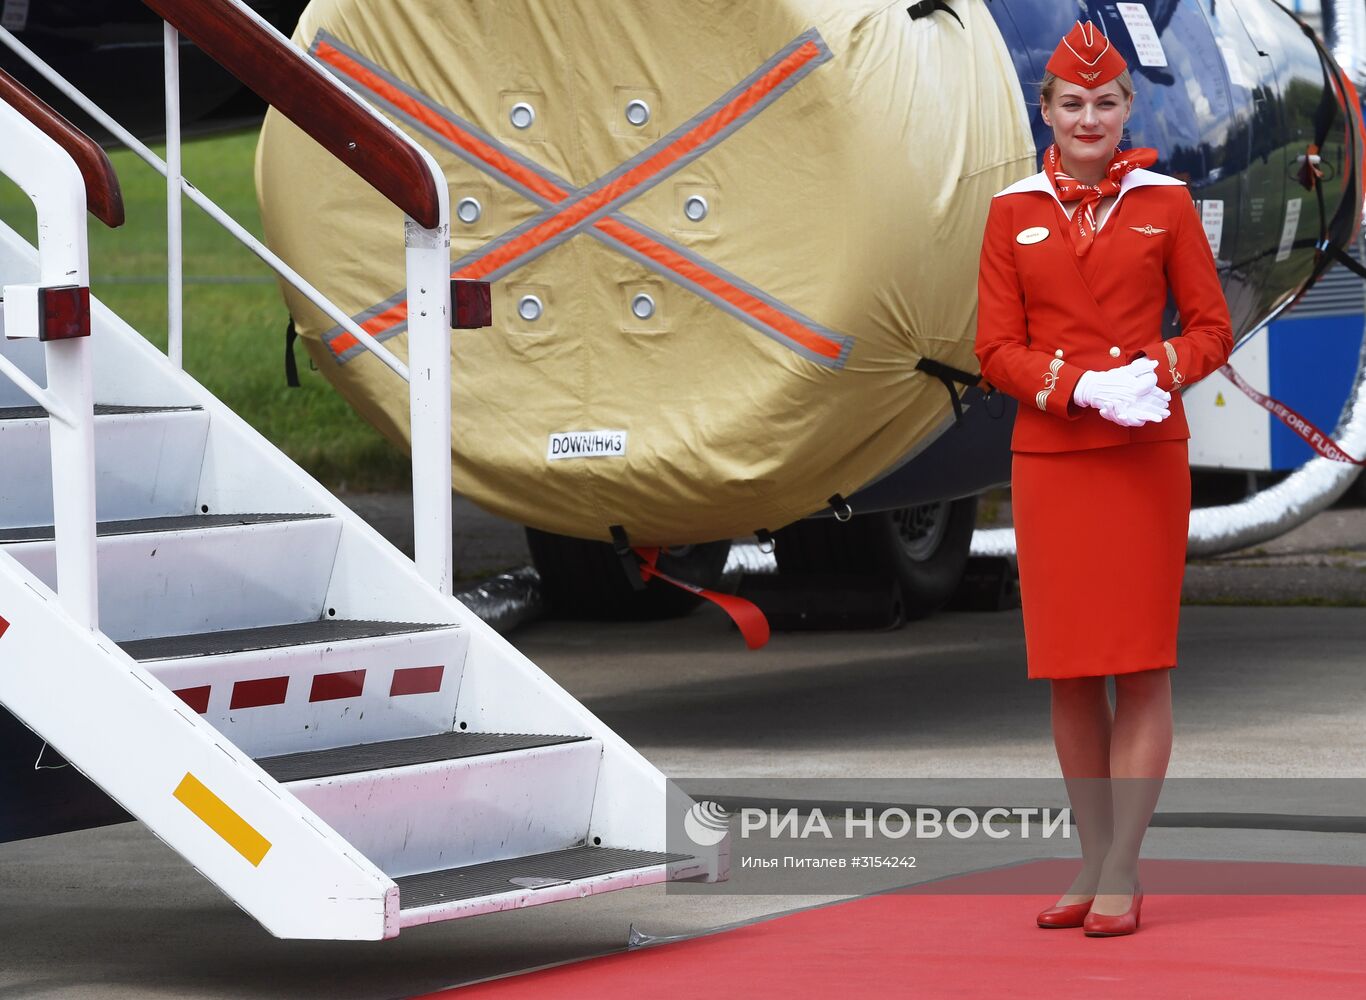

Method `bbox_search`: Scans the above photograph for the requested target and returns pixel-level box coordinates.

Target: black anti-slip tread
[256,731,594,783]
[118,618,452,661]
[395,846,697,910]
[0,403,201,421]
[0,512,329,544]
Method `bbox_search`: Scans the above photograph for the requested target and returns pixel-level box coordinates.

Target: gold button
[1109,346,1121,358]
[1054,349,1064,358]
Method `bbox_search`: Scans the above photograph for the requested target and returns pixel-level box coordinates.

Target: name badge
[1016,226,1050,245]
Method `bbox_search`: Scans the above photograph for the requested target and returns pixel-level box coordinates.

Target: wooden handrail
[142,0,442,229]
[0,66,124,229]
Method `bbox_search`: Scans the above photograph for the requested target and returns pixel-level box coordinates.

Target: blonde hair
[1039,68,1134,108]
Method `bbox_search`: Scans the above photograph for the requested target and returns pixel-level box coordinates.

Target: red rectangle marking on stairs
[175,685,211,714]
[310,669,366,702]
[230,676,289,710]
[390,665,444,697]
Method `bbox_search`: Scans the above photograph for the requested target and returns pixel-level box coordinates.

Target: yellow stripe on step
[173,772,272,866]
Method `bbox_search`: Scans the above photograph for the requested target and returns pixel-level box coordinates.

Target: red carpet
[414,860,1366,998]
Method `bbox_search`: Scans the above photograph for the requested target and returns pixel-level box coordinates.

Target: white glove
[1072,358,1160,413]
[1099,386,1171,427]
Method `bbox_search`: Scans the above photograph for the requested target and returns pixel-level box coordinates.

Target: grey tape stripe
[596,216,854,367]
[461,29,833,281]
[313,28,848,368]
[332,320,408,365]
[311,32,568,210]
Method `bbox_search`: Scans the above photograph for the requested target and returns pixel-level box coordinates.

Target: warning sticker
[1275,198,1301,262]
[1116,4,1168,68]
[1200,200,1224,257]
[547,429,628,461]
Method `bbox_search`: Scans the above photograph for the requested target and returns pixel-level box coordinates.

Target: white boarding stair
[0,225,727,940]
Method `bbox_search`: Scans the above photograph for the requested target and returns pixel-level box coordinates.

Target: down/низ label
[547,430,628,461]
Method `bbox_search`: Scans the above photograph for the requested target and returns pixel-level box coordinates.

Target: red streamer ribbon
[632,547,770,649]
[1220,363,1364,465]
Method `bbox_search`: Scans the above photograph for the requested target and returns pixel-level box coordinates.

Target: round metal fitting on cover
[510,102,536,129]
[518,295,544,321]
[631,293,656,319]
[683,195,709,221]
[625,99,651,126]
[456,197,483,224]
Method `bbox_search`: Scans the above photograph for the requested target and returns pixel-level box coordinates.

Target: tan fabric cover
[256,0,1034,543]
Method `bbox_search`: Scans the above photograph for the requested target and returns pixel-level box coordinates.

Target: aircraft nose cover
[255,0,1035,544]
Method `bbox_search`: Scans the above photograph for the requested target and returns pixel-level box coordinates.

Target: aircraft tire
[773,496,978,620]
[525,528,733,620]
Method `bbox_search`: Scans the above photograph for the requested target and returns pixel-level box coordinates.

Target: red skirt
[1011,439,1190,679]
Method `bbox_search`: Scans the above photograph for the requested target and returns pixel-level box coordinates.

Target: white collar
[994,167,1185,200]
[992,167,1185,231]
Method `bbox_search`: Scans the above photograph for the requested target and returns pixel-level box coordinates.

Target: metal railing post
[0,101,99,630]
[405,201,454,595]
[44,338,99,630]
[164,22,183,369]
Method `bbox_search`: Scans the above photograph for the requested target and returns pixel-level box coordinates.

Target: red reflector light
[452,279,492,329]
[39,285,90,342]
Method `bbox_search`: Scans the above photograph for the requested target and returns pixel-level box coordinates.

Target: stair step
[0,403,201,421]
[395,846,696,911]
[119,618,451,662]
[0,404,208,529]
[282,735,603,877]
[257,731,592,782]
[0,511,329,544]
[123,620,467,759]
[2,511,341,642]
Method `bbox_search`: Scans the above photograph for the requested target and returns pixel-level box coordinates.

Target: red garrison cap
[1045,20,1127,87]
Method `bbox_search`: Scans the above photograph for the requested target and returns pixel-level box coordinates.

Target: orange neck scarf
[1044,143,1158,256]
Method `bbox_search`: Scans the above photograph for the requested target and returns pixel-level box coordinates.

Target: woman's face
[1041,81,1132,175]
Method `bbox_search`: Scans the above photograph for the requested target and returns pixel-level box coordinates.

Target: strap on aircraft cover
[907,2,964,30]
[915,356,982,423]
[827,493,853,522]
[284,317,300,388]
[609,524,647,592]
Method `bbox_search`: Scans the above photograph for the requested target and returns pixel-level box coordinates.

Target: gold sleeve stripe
[1165,340,1184,386]
[1036,358,1065,411]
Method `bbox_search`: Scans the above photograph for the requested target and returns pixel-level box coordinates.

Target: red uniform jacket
[974,168,1234,452]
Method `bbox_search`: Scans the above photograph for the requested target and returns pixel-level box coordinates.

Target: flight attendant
[974,20,1234,937]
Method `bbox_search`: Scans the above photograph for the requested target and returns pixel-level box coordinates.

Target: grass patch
[0,130,410,492]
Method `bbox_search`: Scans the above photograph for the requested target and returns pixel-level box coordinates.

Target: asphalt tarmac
[1,493,1363,998]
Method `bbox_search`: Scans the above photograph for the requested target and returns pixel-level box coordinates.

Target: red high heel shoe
[1036,898,1093,928]
[1083,883,1143,937]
